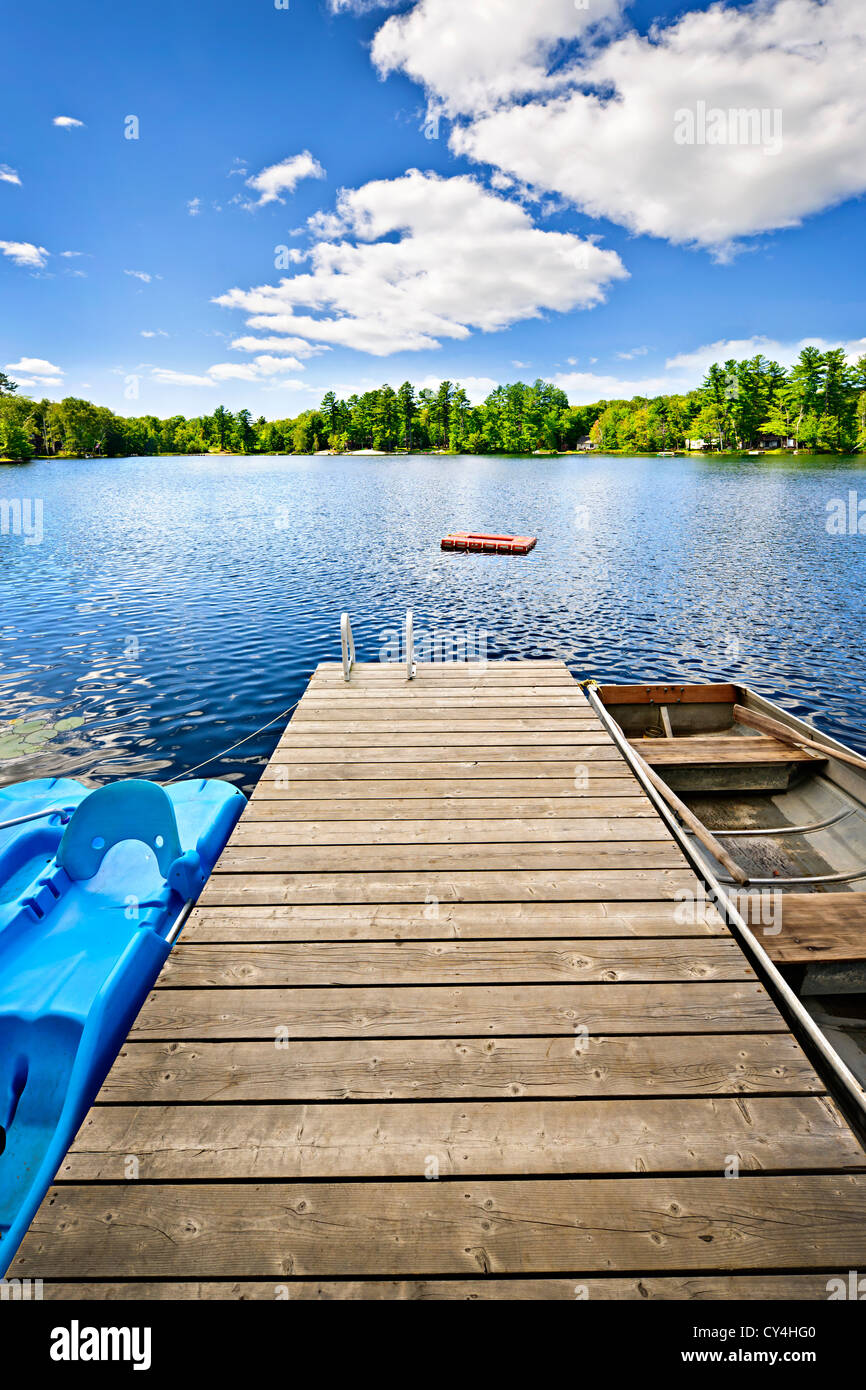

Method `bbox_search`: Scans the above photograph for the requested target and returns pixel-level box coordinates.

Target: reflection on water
[1,451,865,793]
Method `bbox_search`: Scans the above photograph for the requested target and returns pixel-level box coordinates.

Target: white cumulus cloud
[151,355,307,388]
[229,335,328,358]
[0,165,21,186]
[53,116,85,129]
[330,0,401,13]
[214,169,626,357]
[5,356,63,375]
[208,354,305,381]
[151,369,216,387]
[372,0,623,117]
[4,356,64,388]
[0,240,49,269]
[367,0,866,255]
[244,152,326,209]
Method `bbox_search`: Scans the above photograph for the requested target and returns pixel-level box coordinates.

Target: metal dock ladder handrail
[341,609,416,680]
[405,608,416,681]
[340,612,356,681]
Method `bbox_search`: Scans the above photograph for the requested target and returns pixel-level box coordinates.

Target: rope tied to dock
[165,696,304,783]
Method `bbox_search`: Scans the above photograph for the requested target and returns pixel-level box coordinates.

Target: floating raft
[441,531,537,555]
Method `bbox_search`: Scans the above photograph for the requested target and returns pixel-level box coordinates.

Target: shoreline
[5,447,862,464]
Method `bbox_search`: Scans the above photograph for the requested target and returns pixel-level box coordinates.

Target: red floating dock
[441,531,537,555]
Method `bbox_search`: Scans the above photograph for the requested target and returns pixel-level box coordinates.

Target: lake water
[1,451,865,793]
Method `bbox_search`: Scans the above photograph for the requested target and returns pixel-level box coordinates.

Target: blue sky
[1,0,864,417]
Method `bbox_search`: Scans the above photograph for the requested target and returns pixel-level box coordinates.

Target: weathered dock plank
[244,796,657,820]
[62,1096,862,1181]
[197,868,700,904]
[14,1176,866,1279]
[180,900,727,939]
[98,1033,825,1103]
[127,981,781,1039]
[213,843,688,872]
[160,938,751,987]
[249,777,642,799]
[230,815,672,842]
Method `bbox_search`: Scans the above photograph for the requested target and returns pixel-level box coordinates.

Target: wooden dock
[11,660,866,1299]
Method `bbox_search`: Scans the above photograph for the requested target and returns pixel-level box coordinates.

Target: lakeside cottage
[686,434,798,452]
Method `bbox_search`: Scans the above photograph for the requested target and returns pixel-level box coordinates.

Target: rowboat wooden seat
[733,892,866,967]
[632,736,821,766]
[629,736,824,792]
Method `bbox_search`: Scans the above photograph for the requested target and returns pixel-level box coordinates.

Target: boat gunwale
[587,682,866,1133]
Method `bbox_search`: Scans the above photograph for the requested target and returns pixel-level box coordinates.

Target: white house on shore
[685,436,798,451]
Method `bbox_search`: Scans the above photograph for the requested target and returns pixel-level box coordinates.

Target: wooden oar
[627,744,749,885]
[733,704,866,774]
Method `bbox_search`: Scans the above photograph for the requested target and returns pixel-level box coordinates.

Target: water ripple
[1,452,865,792]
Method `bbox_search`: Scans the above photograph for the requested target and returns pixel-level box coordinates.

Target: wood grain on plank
[98,1034,823,1104]
[271,747,626,767]
[249,779,641,801]
[284,728,603,739]
[182,899,727,941]
[214,844,688,875]
[14,1176,866,1278]
[311,679,578,689]
[314,665,570,674]
[295,698,594,710]
[303,668,578,678]
[309,685,581,697]
[632,737,820,766]
[129,981,781,1040]
[297,687,590,697]
[243,797,656,821]
[739,892,866,966]
[62,1097,858,1181]
[229,816,673,846]
[161,939,750,988]
[313,664,572,675]
[198,868,698,906]
[600,684,737,706]
[261,759,632,779]
[278,734,616,752]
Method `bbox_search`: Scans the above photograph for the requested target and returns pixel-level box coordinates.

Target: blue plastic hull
[0,776,245,1273]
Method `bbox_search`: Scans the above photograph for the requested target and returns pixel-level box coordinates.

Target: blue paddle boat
[0,775,245,1273]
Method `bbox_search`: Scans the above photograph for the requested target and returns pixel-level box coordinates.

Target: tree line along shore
[1,346,864,461]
